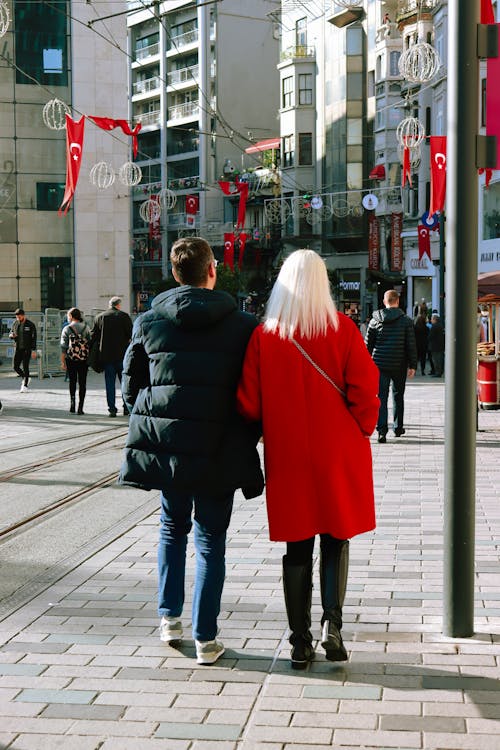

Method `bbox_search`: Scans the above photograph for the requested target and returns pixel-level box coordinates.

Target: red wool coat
[237,315,380,542]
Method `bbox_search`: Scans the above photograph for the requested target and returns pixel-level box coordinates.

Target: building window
[14,1,68,86]
[36,183,65,211]
[295,17,307,52]
[298,73,313,105]
[298,133,312,165]
[282,76,294,108]
[283,135,294,168]
[389,51,400,77]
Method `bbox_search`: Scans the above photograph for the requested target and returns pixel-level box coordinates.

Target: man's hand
[408,368,416,379]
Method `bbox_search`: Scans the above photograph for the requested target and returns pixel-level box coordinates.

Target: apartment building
[127,0,279,311]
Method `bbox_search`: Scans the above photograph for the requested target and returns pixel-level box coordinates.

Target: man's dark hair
[14,308,25,316]
[170,237,214,286]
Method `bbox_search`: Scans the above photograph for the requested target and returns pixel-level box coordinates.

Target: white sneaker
[0,401,3,414]
[195,638,225,665]
[159,616,183,643]
[20,384,28,393]
[27,377,31,387]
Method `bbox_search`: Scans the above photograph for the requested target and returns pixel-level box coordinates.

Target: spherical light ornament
[265,199,290,224]
[332,198,350,218]
[158,188,177,210]
[396,116,426,149]
[89,161,116,190]
[139,198,161,223]
[398,43,441,84]
[42,98,71,131]
[398,143,421,169]
[0,2,10,38]
[118,162,142,187]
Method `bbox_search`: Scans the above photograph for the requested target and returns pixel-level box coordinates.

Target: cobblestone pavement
[0,372,499,749]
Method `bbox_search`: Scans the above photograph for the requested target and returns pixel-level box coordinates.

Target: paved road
[0,371,499,749]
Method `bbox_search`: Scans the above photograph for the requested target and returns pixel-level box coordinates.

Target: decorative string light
[118,161,142,187]
[0,2,10,38]
[398,42,441,83]
[42,98,71,130]
[89,161,116,189]
[139,198,161,223]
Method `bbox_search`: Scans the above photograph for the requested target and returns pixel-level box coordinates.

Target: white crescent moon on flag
[69,142,82,161]
[434,153,446,169]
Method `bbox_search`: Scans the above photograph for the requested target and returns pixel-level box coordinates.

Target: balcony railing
[280,45,316,62]
[135,42,159,62]
[167,64,199,87]
[167,175,200,191]
[135,110,161,128]
[168,28,198,51]
[167,100,199,121]
[133,76,160,96]
[397,0,438,18]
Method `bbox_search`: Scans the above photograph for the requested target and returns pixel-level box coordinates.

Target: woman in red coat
[237,249,379,669]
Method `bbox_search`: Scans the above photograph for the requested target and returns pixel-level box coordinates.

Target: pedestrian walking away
[414,313,429,375]
[119,236,263,665]
[237,249,379,669]
[428,313,445,377]
[60,307,92,414]
[9,308,37,392]
[365,289,417,443]
[90,296,133,416]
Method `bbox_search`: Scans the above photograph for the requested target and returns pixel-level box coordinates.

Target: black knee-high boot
[282,555,315,669]
[320,539,349,661]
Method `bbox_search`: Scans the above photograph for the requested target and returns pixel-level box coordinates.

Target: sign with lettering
[390,212,403,272]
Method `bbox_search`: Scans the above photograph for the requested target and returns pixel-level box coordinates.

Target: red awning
[245,138,281,154]
[369,164,386,180]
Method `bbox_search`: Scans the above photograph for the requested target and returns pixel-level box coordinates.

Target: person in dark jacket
[428,313,445,377]
[60,307,92,414]
[9,308,37,392]
[119,236,263,665]
[90,296,132,416]
[365,289,417,443]
[413,313,429,375]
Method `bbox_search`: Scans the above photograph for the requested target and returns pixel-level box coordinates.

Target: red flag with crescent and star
[238,233,248,269]
[223,233,235,270]
[185,194,199,215]
[429,136,447,217]
[87,116,142,158]
[218,180,249,228]
[418,224,431,261]
[402,144,412,187]
[481,0,495,23]
[59,114,85,216]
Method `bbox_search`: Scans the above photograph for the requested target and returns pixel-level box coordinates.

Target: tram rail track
[0,425,126,456]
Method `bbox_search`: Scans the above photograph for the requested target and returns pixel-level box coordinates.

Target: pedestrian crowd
[3,239,448,669]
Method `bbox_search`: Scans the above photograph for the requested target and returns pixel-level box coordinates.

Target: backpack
[67,324,90,362]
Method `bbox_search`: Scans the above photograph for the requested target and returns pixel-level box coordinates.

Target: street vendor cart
[477,292,500,409]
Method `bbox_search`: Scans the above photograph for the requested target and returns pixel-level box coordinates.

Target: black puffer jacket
[365,307,417,372]
[119,286,264,499]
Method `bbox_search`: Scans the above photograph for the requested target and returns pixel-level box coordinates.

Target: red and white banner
[59,115,85,215]
[149,195,161,260]
[87,116,142,158]
[402,145,412,187]
[218,180,249,228]
[368,213,379,271]
[481,0,495,23]
[418,224,431,260]
[238,233,248,269]
[429,136,447,216]
[487,25,500,169]
[390,212,403,272]
[223,232,235,270]
[185,194,199,215]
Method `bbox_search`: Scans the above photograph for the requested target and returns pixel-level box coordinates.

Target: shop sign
[339,281,361,291]
[391,212,403,272]
[368,214,380,270]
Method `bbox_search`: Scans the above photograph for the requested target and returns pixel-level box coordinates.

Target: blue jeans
[103,361,123,412]
[158,490,234,641]
[377,368,407,435]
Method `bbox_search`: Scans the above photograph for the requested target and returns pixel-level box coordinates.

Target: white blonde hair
[264,249,339,339]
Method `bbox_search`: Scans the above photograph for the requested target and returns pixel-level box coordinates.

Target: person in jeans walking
[90,296,132,416]
[119,237,263,665]
[365,289,417,443]
[9,308,37,392]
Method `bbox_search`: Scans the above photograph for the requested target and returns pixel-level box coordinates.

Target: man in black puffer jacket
[365,289,417,443]
[119,237,263,665]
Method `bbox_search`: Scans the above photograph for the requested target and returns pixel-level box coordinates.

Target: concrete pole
[443,0,479,637]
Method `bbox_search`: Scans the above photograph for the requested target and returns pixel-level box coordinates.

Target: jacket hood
[151,285,237,331]
[373,307,405,324]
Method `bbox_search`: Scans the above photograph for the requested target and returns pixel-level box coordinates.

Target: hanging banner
[481,0,495,23]
[401,144,412,187]
[487,25,500,169]
[59,114,85,216]
[185,194,199,215]
[368,213,380,271]
[418,224,431,261]
[149,195,161,260]
[429,135,447,216]
[87,116,142,158]
[218,180,249,229]
[238,233,248,269]
[390,212,403,272]
[223,232,235,270]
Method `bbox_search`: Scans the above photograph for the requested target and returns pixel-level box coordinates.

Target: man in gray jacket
[365,289,417,443]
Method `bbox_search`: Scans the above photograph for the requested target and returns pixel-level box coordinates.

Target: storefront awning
[245,138,280,154]
[478,271,500,298]
[369,164,386,180]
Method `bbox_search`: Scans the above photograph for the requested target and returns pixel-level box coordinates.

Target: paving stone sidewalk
[0,375,499,749]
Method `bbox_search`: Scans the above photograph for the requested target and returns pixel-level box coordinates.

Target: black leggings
[286,534,346,564]
[66,359,88,402]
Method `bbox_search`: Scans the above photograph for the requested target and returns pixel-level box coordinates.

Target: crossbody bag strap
[292,339,346,400]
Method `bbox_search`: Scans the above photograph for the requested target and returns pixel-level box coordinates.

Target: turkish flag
[59,114,85,216]
[402,145,412,187]
[487,26,500,168]
[218,180,249,228]
[223,233,235,270]
[418,224,431,260]
[238,233,248,269]
[481,0,495,23]
[429,136,447,216]
[88,116,142,158]
[185,194,199,215]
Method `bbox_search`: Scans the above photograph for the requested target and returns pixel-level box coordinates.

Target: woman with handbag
[60,307,91,414]
[237,249,379,669]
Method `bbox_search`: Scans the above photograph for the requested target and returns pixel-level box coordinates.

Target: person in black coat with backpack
[365,289,417,443]
[119,237,263,665]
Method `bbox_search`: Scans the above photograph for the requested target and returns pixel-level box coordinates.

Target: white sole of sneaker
[196,647,225,665]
